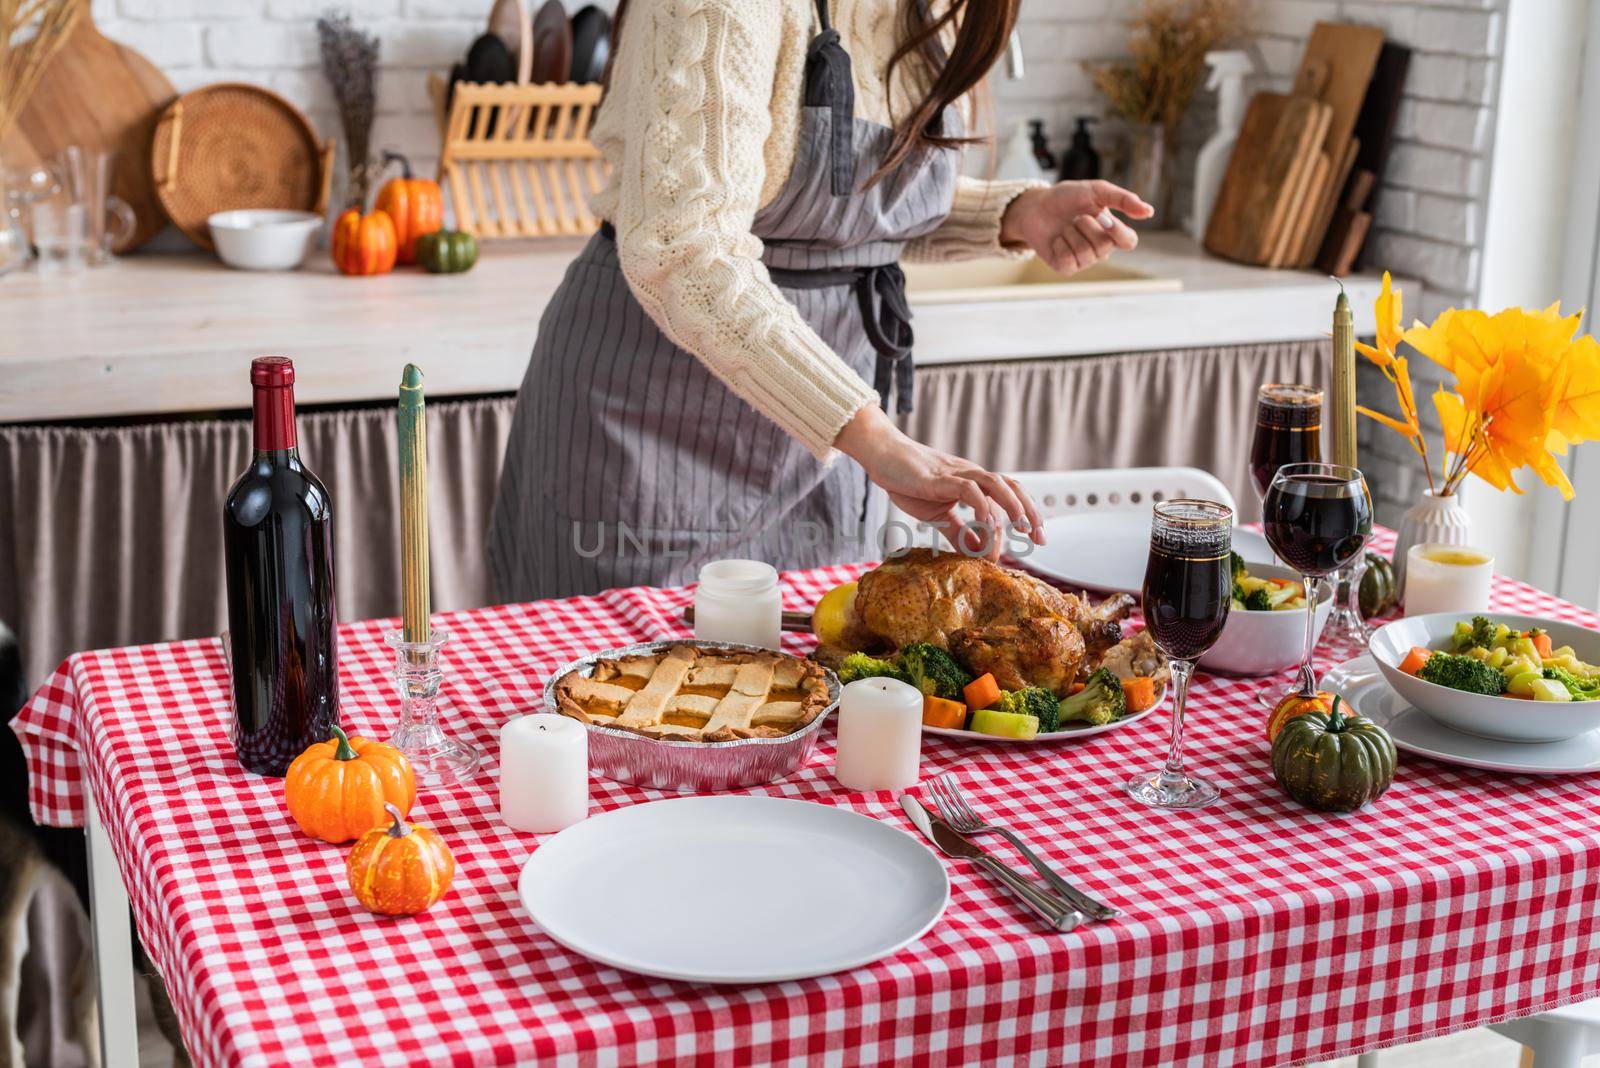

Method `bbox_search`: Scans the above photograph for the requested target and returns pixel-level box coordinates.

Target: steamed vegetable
[1417,652,1507,696]
[998,687,1060,733]
[900,643,973,701]
[1543,665,1600,700]
[921,695,967,729]
[1057,668,1126,726]
[963,673,1002,711]
[969,707,1039,740]
[1121,676,1159,714]
[837,652,907,685]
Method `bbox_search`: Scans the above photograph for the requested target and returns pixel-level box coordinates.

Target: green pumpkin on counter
[416,229,479,274]
[1270,696,1397,812]
[1359,551,1399,617]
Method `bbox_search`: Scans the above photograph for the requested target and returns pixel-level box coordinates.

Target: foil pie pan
[542,640,841,792]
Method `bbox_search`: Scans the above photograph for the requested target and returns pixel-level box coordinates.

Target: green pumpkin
[416,229,478,273]
[1271,696,1397,812]
[1359,551,1398,618]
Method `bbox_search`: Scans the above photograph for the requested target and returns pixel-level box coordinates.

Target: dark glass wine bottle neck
[252,384,298,452]
[251,447,302,464]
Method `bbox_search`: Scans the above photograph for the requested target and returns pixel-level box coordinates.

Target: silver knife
[899,794,1082,932]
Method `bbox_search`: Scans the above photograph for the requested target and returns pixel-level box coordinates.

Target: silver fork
[928,773,1119,921]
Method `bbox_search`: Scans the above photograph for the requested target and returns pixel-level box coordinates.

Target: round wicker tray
[150,83,333,250]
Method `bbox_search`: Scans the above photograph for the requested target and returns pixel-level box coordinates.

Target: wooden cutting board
[1204,91,1331,266]
[0,7,176,252]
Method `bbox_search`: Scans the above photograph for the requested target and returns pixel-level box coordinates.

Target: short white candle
[834,677,923,792]
[695,559,783,650]
[499,713,588,833]
[1404,543,1495,616]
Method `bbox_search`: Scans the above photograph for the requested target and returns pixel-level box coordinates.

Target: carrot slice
[1122,676,1158,713]
[962,673,1002,711]
[922,695,967,730]
[1399,647,1433,675]
[1532,631,1554,659]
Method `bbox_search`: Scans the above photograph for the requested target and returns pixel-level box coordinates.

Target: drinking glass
[30,201,86,274]
[57,146,135,265]
[1248,384,1322,502]
[1126,499,1233,810]
[1262,463,1373,703]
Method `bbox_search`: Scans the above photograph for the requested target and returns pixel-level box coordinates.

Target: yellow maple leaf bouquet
[1358,274,1600,500]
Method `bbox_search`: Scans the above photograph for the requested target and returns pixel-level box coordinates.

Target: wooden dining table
[12,528,1600,1067]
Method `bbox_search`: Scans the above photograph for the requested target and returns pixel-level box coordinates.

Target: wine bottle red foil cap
[251,356,298,451]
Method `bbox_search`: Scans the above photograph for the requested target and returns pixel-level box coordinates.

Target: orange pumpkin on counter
[285,726,415,843]
[347,804,456,916]
[331,207,397,275]
[1266,690,1339,743]
[375,151,444,264]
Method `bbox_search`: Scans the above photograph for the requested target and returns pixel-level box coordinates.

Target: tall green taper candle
[399,364,430,643]
[1331,281,1358,469]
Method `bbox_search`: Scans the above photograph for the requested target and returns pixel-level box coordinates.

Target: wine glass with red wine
[1126,499,1233,810]
[1262,463,1373,703]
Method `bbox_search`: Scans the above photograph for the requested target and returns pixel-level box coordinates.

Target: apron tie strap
[856,263,914,416]
[804,29,856,197]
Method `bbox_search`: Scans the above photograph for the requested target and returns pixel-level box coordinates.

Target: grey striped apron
[488,0,960,601]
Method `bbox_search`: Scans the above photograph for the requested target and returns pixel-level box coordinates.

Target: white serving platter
[1014,513,1273,595]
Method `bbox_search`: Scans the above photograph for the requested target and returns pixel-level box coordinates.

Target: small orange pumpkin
[347,803,455,916]
[375,151,444,264]
[331,207,397,275]
[1266,690,1338,743]
[285,726,415,843]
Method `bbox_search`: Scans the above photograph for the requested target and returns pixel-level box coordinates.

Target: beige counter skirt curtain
[1,340,1320,689]
[1,398,516,689]
[900,340,1328,524]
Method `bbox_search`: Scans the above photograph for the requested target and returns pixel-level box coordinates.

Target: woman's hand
[835,405,1044,558]
[999,180,1155,276]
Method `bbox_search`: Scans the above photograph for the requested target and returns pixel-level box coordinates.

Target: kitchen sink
[903,257,1182,303]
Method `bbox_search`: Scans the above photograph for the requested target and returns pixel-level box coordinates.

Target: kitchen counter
[1,231,1394,424]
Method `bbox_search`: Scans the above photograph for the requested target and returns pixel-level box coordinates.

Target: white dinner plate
[1323,654,1600,775]
[518,795,948,983]
[1013,513,1273,595]
[921,684,1164,743]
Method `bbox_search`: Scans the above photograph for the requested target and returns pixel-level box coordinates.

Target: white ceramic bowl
[207,209,321,270]
[1369,612,1600,742]
[1198,563,1333,677]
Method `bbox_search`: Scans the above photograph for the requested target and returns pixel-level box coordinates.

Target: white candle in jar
[499,713,588,833]
[1404,543,1495,616]
[834,677,923,792]
[694,559,782,650]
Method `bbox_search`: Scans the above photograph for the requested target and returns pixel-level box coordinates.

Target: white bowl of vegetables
[1198,559,1334,677]
[1371,613,1600,742]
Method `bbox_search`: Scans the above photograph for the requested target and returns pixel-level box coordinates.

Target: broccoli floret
[899,643,972,701]
[1543,666,1600,700]
[1057,668,1127,727]
[1454,615,1498,652]
[1418,652,1507,695]
[997,687,1060,733]
[1230,551,1247,581]
[1243,587,1273,611]
[837,652,907,685]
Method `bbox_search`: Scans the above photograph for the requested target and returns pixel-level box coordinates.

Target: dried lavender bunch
[317,10,380,205]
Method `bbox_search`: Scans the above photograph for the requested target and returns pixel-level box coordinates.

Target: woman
[489,0,1153,601]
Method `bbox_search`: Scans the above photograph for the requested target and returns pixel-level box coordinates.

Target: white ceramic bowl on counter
[207,209,321,270]
[1198,563,1333,677]
[1369,613,1600,743]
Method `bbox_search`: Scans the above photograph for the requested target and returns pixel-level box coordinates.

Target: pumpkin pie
[552,643,832,742]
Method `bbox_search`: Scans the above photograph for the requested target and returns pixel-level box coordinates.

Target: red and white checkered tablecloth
[14,528,1600,1067]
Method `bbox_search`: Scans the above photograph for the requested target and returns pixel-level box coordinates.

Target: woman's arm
[904,176,1154,270]
[608,0,874,462]
[902,174,1043,263]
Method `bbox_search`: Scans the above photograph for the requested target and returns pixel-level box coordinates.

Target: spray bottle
[1188,50,1253,243]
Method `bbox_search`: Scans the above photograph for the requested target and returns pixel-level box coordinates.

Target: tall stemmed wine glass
[1262,463,1373,704]
[1126,500,1234,810]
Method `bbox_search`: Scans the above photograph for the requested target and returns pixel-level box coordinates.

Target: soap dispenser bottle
[1028,120,1056,173]
[996,118,1049,182]
[1059,116,1101,181]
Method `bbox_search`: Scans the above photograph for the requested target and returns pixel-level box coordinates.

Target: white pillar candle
[833,677,923,792]
[695,559,782,650]
[1404,543,1495,616]
[499,713,588,833]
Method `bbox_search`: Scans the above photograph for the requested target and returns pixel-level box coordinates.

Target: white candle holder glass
[386,628,483,786]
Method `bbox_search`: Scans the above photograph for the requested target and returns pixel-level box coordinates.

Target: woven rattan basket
[150,83,334,250]
[428,76,608,239]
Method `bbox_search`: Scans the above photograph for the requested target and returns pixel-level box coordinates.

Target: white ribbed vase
[1393,489,1472,594]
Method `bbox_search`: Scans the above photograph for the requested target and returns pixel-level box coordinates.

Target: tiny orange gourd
[285,726,416,843]
[1266,690,1338,743]
[331,207,398,275]
[374,151,444,265]
[347,803,456,916]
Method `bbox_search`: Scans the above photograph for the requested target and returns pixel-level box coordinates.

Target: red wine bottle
[224,357,338,776]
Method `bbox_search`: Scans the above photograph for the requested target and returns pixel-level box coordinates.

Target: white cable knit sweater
[590,0,1038,460]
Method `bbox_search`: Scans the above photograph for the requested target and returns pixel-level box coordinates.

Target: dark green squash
[1359,551,1398,618]
[1271,696,1397,812]
[416,229,478,274]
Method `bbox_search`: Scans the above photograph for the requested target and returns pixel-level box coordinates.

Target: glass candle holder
[386,628,483,786]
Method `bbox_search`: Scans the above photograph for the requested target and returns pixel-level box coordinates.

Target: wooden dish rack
[427,76,609,239]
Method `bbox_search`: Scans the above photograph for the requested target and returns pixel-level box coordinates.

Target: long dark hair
[605,0,1022,185]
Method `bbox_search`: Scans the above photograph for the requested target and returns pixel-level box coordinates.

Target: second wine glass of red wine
[1262,463,1373,704]
[1127,499,1234,810]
